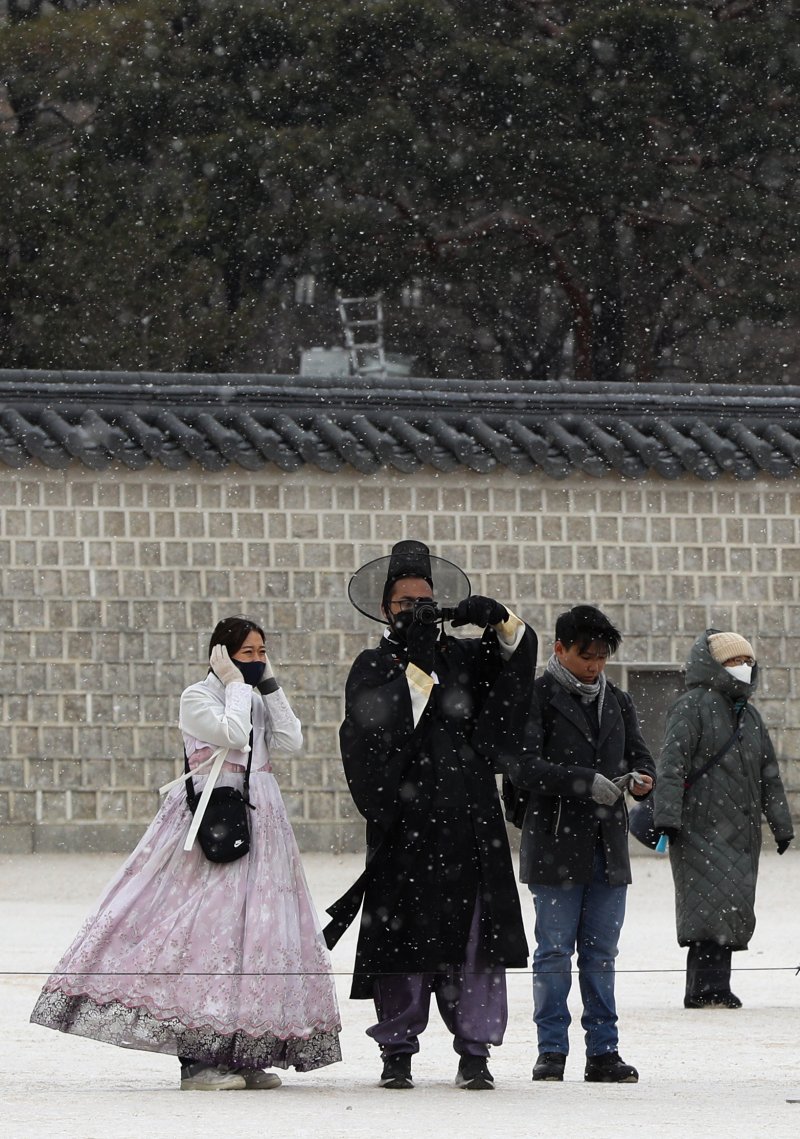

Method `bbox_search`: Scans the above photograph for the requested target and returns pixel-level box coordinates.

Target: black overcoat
[325,624,537,999]
[505,673,656,888]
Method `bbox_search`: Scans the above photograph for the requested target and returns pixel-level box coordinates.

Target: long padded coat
[654,632,793,950]
[325,623,537,999]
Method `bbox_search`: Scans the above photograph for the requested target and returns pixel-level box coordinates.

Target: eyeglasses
[389,598,436,612]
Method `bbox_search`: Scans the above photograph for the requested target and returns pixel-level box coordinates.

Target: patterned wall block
[0,454,798,852]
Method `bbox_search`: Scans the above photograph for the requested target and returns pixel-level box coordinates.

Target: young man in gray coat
[654,630,793,1008]
[504,605,655,1084]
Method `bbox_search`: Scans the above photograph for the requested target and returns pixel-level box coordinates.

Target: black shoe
[379,1052,414,1089]
[584,1052,638,1084]
[455,1055,495,1091]
[532,1052,566,1082]
[684,991,742,1009]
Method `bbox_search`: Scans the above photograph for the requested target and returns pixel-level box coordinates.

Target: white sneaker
[180,1066,247,1091]
[240,1070,282,1090]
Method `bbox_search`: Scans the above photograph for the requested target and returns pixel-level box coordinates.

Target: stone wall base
[0,820,365,855]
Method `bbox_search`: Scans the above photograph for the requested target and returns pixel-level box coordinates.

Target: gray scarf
[546,653,607,722]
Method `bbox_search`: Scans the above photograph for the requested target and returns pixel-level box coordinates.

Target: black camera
[412,599,455,625]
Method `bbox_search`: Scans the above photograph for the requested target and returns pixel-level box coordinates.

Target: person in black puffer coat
[654,629,793,1009]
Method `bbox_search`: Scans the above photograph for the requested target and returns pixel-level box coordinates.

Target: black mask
[234,659,266,686]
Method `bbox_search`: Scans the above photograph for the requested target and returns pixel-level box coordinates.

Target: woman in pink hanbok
[31,616,342,1090]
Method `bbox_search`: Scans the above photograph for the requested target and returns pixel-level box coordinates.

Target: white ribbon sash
[158,749,219,796]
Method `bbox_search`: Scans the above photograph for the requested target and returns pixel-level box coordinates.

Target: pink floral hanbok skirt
[31,771,341,1070]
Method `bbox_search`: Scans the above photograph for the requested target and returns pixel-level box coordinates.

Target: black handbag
[501,772,529,828]
[627,795,659,849]
[184,732,255,863]
[628,710,745,850]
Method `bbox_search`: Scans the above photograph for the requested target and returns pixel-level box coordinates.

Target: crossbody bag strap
[182,746,230,852]
[183,745,199,810]
[242,728,254,806]
[684,706,745,791]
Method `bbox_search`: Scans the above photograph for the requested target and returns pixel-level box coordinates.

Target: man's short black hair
[555,605,622,654]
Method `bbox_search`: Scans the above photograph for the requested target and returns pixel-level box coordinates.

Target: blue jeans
[529,845,627,1057]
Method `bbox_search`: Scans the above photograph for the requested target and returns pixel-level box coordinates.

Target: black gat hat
[347,539,471,624]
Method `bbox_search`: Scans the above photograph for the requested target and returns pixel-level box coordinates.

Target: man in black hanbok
[324,541,538,1091]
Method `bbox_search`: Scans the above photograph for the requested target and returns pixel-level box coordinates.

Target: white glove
[591,773,623,806]
[210,643,243,686]
[257,653,280,694]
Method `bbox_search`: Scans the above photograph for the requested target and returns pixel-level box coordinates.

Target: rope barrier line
[4,965,800,978]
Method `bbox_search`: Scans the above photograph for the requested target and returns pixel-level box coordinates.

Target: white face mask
[726,663,753,684]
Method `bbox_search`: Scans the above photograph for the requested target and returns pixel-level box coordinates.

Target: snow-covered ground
[2,847,799,1138]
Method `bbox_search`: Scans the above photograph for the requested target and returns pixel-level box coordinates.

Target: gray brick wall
[1,464,798,852]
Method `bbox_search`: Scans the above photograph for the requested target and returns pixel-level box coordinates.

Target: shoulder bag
[183,730,255,863]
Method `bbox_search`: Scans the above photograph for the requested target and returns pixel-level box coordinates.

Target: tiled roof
[1,370,799,480]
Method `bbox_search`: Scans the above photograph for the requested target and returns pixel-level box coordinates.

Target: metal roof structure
[1,370,799,480]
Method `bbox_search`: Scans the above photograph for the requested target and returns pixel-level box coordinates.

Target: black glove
[658,827,680,842]
[405,620,438,675]
[777,838,791,855]
[390,609,414,637]
[451,596,509,628]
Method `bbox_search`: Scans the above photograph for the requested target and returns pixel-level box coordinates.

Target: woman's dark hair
[555,605,622,654]
[208,616,265,659]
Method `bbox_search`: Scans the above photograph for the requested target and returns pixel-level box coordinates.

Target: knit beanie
[708,631,755,664]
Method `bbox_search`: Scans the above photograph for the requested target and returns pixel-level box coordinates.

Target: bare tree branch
[421,210,593,380]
